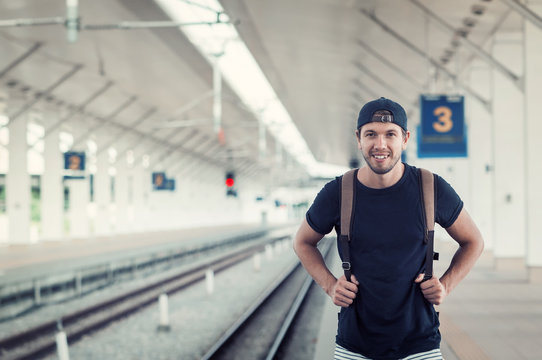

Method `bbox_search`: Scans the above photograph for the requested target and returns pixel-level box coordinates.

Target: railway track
[201,239,333,360]
[0,235,289,360]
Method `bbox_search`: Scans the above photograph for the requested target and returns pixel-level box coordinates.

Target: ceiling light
[456,27,470,37]
[463,17,477,27]
[154,0,345,177]
[471,4,486,16]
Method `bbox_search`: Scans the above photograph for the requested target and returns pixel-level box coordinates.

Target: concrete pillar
[67,176,90,239]
[93,146,111,236]
[491,32,526,268]
[6,114,31,244]
[41,112,64,240]
[132,149,149,232]
[524,2,542,282]
[67,125,90,239]
[467,61,494,252]
[115,152,130,233]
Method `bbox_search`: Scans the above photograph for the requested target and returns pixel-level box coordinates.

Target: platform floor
[0,223,288,282]
[1,227,540,359]
[314,238,542,360]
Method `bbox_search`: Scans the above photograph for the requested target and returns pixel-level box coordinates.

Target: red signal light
[225,177,234,187]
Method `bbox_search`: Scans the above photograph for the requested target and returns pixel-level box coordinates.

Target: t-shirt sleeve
[435,175,464,228]
[305,178,340,235]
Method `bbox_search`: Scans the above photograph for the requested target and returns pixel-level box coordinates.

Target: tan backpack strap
[339,169,357,282]
[419,168,438,281]
[340,169,356,239]
[420,168,435,233]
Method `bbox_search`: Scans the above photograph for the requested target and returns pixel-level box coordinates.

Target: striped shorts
[334,344,444,360]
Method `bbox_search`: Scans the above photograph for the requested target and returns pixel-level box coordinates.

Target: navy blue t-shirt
[306,164,463,359]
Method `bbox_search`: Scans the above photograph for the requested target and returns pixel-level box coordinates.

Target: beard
[361,151,402,175]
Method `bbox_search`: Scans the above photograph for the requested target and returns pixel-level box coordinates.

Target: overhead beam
[0,42,42,79]
[32,81,114,149]
[353,61,413,106]
[151,131,207,169]
[0,17,64,27]
[70,95,138,149]
[4,64,83,126]
[499,0,542,31]
[360,9,491,112]
[95,107,157,156]
[410,0,522,89]
[356,39,424,89]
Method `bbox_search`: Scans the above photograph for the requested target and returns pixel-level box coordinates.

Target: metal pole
[213,55,222,134]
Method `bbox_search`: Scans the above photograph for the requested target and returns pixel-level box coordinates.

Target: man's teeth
[373,155,388,159]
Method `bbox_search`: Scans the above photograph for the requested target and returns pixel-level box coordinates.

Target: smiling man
[293,97,484,360]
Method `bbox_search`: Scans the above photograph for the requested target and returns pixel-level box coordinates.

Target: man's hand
[414,274,448,305]
[330,274,359,307]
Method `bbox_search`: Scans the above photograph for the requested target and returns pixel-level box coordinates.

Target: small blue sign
[64,152,85,171]
[63,151,86,179]
[152,172,175,191]
[418,95,467,158]
[165,178,175,191]
[152,172,167,190]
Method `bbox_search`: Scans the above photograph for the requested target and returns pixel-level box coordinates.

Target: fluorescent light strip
[154,0,321,172]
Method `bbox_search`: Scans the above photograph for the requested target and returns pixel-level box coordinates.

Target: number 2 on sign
[433,106,453,133]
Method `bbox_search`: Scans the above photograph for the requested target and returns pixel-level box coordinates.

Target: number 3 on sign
[433,106,453,133]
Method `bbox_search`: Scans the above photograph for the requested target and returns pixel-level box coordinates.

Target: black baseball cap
[357,97,407,131]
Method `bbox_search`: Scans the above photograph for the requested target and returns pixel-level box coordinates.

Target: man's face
[356,122,410,175]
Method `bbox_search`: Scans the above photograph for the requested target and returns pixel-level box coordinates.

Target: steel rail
[0,235,287,360]
[201,239,333,360]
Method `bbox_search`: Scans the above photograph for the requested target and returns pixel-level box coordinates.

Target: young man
[293,97,484,360]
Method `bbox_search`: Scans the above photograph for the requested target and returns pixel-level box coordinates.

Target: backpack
[338,168,439,282]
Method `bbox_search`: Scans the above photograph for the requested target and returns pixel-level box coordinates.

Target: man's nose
[375,135,387,148]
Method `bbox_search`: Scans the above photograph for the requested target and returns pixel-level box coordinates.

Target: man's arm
[415,208,484,304]
[293,219,358,307]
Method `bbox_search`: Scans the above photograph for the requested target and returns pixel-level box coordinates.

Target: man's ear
[402,130,411,150]
[355,130,362,149]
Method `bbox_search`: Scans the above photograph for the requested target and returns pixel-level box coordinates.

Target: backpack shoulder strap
[339,169,357,282]
[418,168,439,281]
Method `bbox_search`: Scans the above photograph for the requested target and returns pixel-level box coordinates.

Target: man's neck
[358,163,405,189]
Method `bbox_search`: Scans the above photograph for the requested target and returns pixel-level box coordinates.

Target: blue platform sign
[152,172,167,190]
[63,151,86,179]
[418,95,467,158]
[164,178,175,191]
[152,172,176,191]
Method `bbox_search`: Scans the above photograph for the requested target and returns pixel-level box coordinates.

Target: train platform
[0,223,293,279]
[314,238,542,360]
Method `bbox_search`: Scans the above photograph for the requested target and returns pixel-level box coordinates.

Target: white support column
[66,177,90,239]
[94,144,111,236]
[524,2,542,282]
[491,32,526,269]
[41,112,64,241]
[6,114,31,244]
[132,149,149,232]
[66,124,90,240]
[467,61,494,252]
[115,151,130,234]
